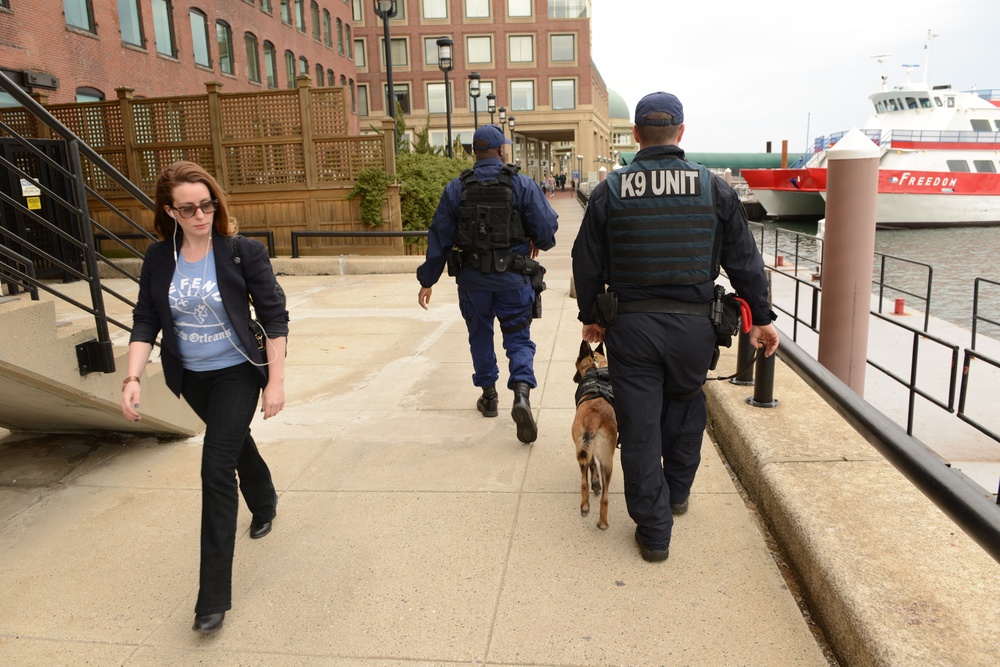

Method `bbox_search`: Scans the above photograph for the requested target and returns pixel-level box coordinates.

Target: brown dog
[572,340,618,530]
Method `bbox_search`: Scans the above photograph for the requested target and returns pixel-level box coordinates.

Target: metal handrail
[776,333,1000,564]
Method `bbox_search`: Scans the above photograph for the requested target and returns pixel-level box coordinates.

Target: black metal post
[731,330,755,386]
[444,68,452,158]
[747,350,778,407]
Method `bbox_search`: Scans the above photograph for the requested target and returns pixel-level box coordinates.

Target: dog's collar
[575,366,614,407]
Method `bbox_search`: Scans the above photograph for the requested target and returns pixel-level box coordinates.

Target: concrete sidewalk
[0,190,830,665]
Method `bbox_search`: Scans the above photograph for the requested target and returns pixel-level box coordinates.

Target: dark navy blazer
[130,232,290,396]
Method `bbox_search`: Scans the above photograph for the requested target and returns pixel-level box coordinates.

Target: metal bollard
[746,350,779,408]
[730,330,755,386]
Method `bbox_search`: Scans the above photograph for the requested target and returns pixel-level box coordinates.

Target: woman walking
[120,161,288,633]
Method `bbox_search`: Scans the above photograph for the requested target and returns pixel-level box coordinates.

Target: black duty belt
[617,298,711,317]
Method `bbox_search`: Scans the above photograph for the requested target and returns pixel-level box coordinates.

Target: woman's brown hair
[152,161,237,241]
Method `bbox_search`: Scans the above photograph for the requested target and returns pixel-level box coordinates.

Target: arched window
[245,32,261,83]
[327,69,334,85]
[152,0,176,57]
[336,18,344,54]
[119,0,144,46]
[75,86,104,102]
[264,41,278,88]
[345,25,352,58]
[216,20,234,75]
[315,64,325,86]
[284,50,296,87]
[310,2,321,41]
[189,9,211,67]
[322,9,332,47]
[298,56,309,76]
[64,0,95,33]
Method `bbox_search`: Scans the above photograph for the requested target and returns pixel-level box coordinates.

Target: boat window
[970,119,992,131]
[919,97,932,108]
[946,160,970,172]
[996,120,1000,130]
[875,101,885,113]
[973,160,996,173]
[905,97,918,109]
[888,98,899,111]
[946,97,955,108]
[934,97,943,107]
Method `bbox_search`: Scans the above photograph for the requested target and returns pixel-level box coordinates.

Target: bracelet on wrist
[122,375,141,391]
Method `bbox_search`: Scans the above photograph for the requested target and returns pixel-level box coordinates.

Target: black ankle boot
[477,384,498,417]
[511,382,537,444]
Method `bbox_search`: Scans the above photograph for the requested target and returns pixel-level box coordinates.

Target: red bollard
[894,298,905,315]
[776,254,784,267]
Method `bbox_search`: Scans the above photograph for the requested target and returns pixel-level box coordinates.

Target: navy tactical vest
[605,155,721,286]
[453,164,526,273]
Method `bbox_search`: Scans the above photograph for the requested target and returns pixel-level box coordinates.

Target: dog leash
[705,347,764,383]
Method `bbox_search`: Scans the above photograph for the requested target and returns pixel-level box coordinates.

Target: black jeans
[181,362,277,615]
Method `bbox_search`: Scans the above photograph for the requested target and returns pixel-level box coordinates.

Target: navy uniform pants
[606,312,717,550]
[181,362,277,615]
[457,283,536,390]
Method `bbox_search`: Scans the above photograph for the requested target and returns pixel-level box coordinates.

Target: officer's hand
[418,287,432,310]
[529,240,539,259]
[581,323,605,344]
[750,323,780,357]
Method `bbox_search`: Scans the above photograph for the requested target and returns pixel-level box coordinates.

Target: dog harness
[575,366,615,407]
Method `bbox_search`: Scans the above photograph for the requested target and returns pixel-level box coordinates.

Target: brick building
[352,0,615,183]
[0,0,359,129]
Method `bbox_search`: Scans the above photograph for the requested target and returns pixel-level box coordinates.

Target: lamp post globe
[436,37,455,158]
[507,116,516,164]
[468,71,481,130]
[486,93,496,124]
[498,106,507,137]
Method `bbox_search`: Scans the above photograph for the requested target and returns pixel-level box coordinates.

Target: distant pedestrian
[417,125,559,444]
[120,161,288,633]
[546,174,556,197]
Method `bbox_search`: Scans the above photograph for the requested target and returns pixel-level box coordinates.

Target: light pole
[498,106,507,136]
[436,37,454,158]
[577,153,583,184]
[468,72,480,130]
[486,93,496,124]
[507,115,516,164]
[373,0,398,153]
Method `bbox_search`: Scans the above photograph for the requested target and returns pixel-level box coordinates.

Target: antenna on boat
[871,53,893,91]
[923,29,939,85]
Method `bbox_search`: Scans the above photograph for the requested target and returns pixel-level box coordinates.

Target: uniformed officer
[418,124,559,444]
[572,91,779,562]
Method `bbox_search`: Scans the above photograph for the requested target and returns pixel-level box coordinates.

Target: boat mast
[923,29,939,85]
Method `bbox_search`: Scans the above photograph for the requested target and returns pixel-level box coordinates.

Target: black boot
[477,384,498,417]
[511,382,537,444]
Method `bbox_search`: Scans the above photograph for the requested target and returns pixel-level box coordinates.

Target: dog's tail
[577,431,594,464]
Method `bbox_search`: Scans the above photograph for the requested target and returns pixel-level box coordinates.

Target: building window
[261,0,272,13]
[550,34,574,62]
[381,37,408,67]
[294,0,305,31]
[217,21,235,75]
[323,9,332,47]
[552,79,575,110]
[466,0,489,18]
[340,74,347,86]
[299,56,309,76]
[118,0,144,46]
[311,2,321,41]
[466,36,492,64]
[423,37,438,65]
[422,0,447,19]
[549,0,586,18]
[352,0,362,21]
[190,10,211,67]
[245,33,261,83]
[510,80,534,111]
[316,64,325,86]
[507,0,531,18]
[509,35,533,63]
[280,0,291,24]
[349,78,356,111]
[327,68,335,85]
[346,25,352,58]
[264,41,278,88]
[152,0,176,57]
[358,84,369,116]
[427,82,449,114]
[385,83,410,114]
[354,39,365,67]
[64,0,95,32]
[336,18,344,54]
[470,80,493,114]
[75,86,105,102]
[285,50,296,87]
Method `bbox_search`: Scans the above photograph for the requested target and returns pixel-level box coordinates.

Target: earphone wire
[172,217,273,367]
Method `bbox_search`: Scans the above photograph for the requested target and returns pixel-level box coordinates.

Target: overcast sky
[590,0,999,155]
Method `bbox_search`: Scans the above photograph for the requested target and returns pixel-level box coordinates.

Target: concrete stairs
[0,294,201,437]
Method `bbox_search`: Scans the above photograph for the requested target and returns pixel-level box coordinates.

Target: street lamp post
[486,93,496,125]
[373,0,398,153]
[507,116,516,164]
[498,106,507,136]
[436,37,454,158]
[577,153,583,184]
[468,71,481,130]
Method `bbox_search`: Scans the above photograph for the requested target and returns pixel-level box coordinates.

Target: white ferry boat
[743,52,1000,227]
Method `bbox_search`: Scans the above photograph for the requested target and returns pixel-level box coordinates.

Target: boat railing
[885,129,1000,146]
[970,89,1000,103]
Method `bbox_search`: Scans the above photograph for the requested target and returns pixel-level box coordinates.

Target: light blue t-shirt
[170,250,249,371]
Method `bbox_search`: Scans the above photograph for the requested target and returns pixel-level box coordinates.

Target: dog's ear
[572,369,581,383]
[595,341,605,356]
[578,339,591,359]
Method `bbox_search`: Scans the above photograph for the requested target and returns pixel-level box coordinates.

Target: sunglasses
[170,199,218,219]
